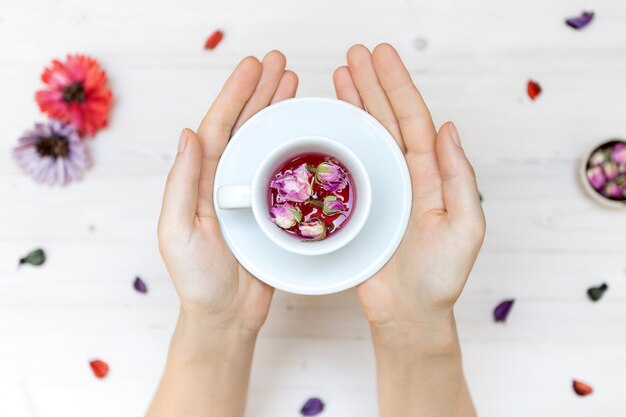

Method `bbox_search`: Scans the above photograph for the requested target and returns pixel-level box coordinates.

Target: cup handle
[217,184,252,209]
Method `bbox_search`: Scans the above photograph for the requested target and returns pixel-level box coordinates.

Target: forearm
[370,312,476,417]
[147,309,258,417]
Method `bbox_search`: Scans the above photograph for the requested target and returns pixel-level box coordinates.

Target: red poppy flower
[35,54,113,138]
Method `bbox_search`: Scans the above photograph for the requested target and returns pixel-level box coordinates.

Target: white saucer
[213,98,412,295]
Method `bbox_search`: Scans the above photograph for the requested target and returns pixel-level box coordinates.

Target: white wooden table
[1,0,625,416]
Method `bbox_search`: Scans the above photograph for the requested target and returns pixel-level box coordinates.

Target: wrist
[171,308,258,359]
[369,309,459,356]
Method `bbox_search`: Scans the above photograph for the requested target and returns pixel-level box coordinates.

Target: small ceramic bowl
[579,139,626,209]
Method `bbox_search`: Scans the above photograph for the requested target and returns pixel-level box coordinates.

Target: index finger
[196,56,262,217]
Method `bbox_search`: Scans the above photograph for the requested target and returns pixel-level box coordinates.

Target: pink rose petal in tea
[270,164,312,203]
[322,196,347,216]
[312,161,347,192]
[269,203,302,229]
[299,218,327,241]
[494,299,515,322]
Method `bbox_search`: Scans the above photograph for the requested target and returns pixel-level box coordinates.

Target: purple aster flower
[270,164,312,203]
[12,119,91,186]
[311,161,347,192]
[565,11,594,30]
[269,203,302,229]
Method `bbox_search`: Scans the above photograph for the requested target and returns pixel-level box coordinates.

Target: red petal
[205,30,224,50]
[527,80,542,100]
[89,359,109,378]
[572,379,593,396]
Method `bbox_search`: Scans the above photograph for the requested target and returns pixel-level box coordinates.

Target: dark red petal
[89,359,109,378]
[494,299,515,322]
[527,80,542,100]
[572,379,593,396]
[205,30,224,50]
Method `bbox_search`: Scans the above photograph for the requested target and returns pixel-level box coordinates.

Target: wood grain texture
[1,0,625,416]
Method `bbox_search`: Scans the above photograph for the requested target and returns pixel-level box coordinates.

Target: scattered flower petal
[322,196,347,216]
[493,299,515,322]
[89,359,109,378]
[587,283,608,301]
[527,80,542,100]
[299,218,327,241]
[205,30,224,50]
[35,54,113,138]
[301,397,325,416]
[270,164,313,203]
[572,379,593,396]
[13,120,91,186]
[19,248,46,267]
[134,276,148,294]
[311,161,348,192]
[566,11,594,30]
[269,203,302,229]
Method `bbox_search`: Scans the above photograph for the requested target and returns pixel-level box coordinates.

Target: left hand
[157,51,298,332]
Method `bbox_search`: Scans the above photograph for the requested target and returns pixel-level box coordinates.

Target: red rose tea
[268,152,355,241]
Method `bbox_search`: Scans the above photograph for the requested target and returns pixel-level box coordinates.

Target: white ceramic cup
[217,135,372,256]
[579,139,626,209]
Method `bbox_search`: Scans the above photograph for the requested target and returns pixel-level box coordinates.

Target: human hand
[333,44,485,336]
[157,51,298,332]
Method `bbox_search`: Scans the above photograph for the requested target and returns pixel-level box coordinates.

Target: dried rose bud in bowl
[581,139,626,208]
[268,152,354,241]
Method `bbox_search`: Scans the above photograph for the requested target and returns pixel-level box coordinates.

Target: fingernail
[177,129,188,153]
[449,122,462,148]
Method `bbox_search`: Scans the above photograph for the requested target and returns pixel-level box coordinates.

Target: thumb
[158,129,202,235]
[435,122,484,228]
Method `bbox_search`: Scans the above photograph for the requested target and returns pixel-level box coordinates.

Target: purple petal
[494,299,515,322]
[133,276,148,293]
[300,398,324,416]
[565,11,594,30]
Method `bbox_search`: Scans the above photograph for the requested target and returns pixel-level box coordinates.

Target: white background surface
[1,0,625,416]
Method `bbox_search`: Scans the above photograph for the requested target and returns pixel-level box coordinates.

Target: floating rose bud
[589,149,607,166]
[134,276,148,294]
[19,248,46,267]
[311,161,347,192]
[300,397,325,416]
[89,359,109,379]
[270,203,302,229]
[586,166,606,190]
[322,196,347,216]
[527,80,541,100]
[565,11,594,30]
[299,218,327,241]
[613,142,626,164]
[572,379,593,396]
[494,299,515,322]
[587,283,608,302]
[270,164,312,203]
